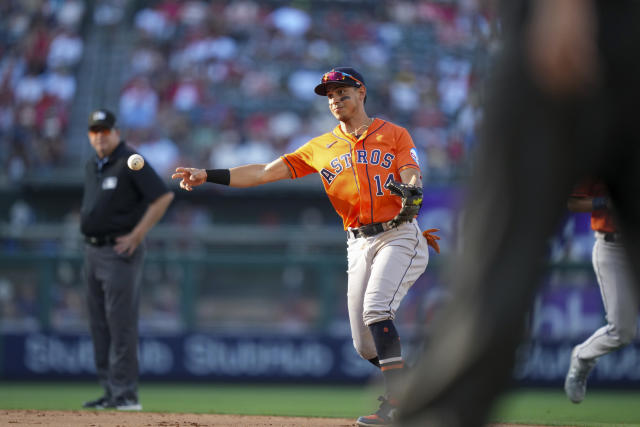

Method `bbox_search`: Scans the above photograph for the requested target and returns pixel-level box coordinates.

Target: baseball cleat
[356,395,397,426]
[82,395,109,409]
[564,346,596,403]
[104,397,142,411]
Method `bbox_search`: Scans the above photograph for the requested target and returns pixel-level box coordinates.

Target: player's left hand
[422,228,441,254]
[114,231,143,256]
[171,167,207,191]
[385,177,423,227]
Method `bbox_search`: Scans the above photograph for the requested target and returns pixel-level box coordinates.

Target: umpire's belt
[84,235,118,246]
[348,222,391,239]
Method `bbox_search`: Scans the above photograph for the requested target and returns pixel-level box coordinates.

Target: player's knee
[352,338,377,360]
[614,324,637,346]
[362,308,393,326]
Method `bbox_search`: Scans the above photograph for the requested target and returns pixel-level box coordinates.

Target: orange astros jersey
[571,178,616,233]
[281,118,421,230]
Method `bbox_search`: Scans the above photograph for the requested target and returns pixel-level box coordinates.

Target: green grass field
[0,382,639,426]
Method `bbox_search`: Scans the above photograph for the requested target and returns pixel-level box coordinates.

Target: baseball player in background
[398,0,640,426]
[172,67,440,426]
[564,179,639,403]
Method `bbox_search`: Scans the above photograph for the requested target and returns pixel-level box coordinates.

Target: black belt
[348,222,390,238]
[85,235,118,246]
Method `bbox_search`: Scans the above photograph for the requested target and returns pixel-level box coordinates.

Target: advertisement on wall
[0,333,378,382]
[2,330,639,386]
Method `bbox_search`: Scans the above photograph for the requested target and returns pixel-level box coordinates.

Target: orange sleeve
[394,126,421,172]
[281,142,317,179]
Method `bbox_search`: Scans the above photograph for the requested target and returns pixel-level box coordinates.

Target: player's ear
[359,86,367,104]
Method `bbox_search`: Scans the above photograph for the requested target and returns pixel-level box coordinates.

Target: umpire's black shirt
[81,141,168,237]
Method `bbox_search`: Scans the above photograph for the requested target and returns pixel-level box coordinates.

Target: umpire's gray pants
[84,243,144,401]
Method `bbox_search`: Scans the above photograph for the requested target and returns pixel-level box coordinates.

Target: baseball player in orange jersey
[172,67,440,426]
[564,179,639,403]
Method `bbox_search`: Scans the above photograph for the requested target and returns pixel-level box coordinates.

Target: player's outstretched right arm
[172,157,292,191]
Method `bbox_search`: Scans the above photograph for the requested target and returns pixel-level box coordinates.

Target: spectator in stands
[93,0,125,27]
[47,28,83,69]
[118,76,159,129]
[136,129,180,178]
[43,66,76,103]
[14,65,44,104]
[55,0,85,31]
[0,1,84,182]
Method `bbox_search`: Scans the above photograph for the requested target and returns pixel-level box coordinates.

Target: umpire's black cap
[314,67,366,96]
[88,109,117,130]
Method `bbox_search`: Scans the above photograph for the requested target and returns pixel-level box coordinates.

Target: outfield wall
[2,331,640,387]
[2,185,639,387]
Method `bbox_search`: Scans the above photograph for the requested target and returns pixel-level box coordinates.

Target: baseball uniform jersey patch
[102,176,118,190]
[410,148,420,166]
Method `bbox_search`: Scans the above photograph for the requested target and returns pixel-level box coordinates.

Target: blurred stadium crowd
[1,0,493,184]
[1,0,85,182]
[0,1,603,339]
[1,0,494,334]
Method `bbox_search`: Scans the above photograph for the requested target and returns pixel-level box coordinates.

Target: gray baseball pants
[575,232,639,360]
[84,243,144,401]
[347,221,429,360]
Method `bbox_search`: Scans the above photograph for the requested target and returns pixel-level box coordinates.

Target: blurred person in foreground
[81,109,173,410]
[398,1,640,426]
[172,67,440,426]
[564,179,638,403]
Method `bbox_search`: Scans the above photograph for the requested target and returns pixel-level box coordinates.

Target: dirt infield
[1,410,352,426]
[0,410,554,426]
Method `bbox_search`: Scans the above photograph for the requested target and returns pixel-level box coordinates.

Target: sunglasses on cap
[321,70,364,87]
[89,127,113,135]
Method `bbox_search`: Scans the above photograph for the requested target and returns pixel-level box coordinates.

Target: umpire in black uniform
[81,109,173,410]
